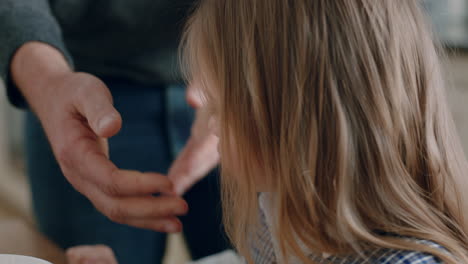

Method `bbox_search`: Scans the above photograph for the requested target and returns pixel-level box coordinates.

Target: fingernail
[175,186,185,196]
[163,188,177,196]
[98,115,115,132]
[175,205,188,215]
[170,183,185,196]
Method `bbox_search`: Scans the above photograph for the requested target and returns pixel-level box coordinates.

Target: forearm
[0,0,72,108]
[11,42,72,113]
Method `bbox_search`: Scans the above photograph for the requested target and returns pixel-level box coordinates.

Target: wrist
[11,42,72,109]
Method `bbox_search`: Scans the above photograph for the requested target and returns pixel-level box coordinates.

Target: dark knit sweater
[0,0,194,107]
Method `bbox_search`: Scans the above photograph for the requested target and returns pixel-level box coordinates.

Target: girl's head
[182,0,468,263]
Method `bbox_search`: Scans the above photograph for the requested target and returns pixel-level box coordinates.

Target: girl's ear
[208,116,220,138]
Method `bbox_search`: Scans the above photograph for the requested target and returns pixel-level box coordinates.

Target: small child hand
[66,245,118,264]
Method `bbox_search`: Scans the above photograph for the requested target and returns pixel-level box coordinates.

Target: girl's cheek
[207,116,221,154]
[208,116,220,138]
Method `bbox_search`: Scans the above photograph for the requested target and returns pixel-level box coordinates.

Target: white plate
[0,255,52,264]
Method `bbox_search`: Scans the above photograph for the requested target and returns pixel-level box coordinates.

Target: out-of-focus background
[0,1,468,263]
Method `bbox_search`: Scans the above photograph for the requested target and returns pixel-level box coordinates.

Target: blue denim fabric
[24,77,229,264]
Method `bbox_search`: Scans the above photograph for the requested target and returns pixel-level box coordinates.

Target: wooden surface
[0,218,66,264]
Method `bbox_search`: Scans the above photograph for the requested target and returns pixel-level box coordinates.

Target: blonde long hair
[181,0,468,263]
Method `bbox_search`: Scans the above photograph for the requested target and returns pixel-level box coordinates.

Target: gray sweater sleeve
[0,0,73,108]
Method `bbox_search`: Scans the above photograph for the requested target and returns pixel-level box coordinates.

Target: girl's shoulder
[312,239,445,264]
[372,237,446,264]
[366,241,443,264]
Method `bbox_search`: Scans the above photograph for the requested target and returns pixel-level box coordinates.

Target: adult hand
[168,85,220,195]
[12,42,188,232]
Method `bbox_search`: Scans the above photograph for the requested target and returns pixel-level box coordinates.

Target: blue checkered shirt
[250,195,446,264]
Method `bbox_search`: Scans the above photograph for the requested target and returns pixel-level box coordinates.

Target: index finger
[71,135,175,196]
[87,153,175,196]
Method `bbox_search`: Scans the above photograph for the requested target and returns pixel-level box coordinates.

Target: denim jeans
[24,77,229,264]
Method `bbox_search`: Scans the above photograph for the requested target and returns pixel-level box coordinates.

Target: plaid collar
[250,193,444,264]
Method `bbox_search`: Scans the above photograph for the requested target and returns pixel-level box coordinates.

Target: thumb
[74,78,122,138]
